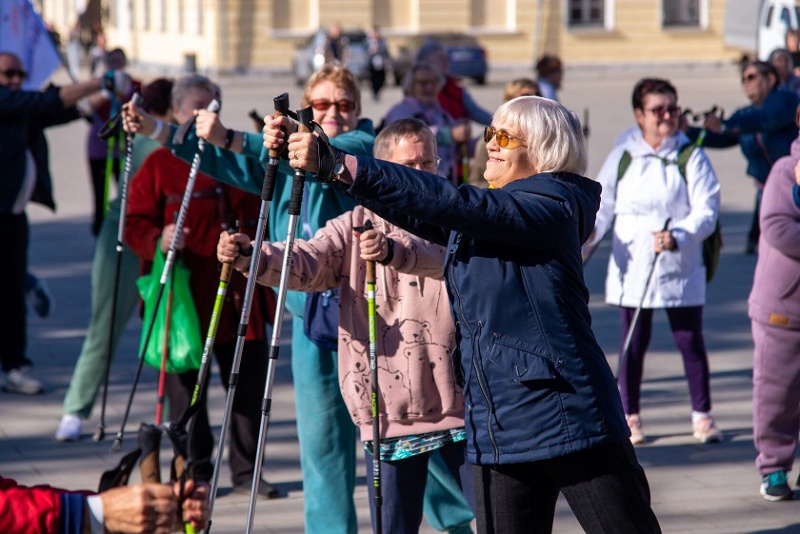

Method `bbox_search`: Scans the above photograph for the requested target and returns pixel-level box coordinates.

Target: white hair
[492,96,587,175]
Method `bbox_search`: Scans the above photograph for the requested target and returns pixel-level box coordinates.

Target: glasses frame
[484,127,527,149]
[309,99,357,113]
[741,72,762,84]
[643,105,682,117]
[0,69,28,80]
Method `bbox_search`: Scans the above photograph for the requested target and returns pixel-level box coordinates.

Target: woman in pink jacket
[218,119,471,532]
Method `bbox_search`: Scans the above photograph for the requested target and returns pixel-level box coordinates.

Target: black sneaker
[233,478,280,499]
[760,471,792,502]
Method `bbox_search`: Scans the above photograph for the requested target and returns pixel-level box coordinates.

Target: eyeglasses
[0,69,27,80]
[741,72,761,84]
[398,157,441,172]
[644,105,681,117]
[309,99,357,113]
[484,126,527,149]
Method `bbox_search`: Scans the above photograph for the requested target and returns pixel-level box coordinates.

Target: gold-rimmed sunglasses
[484,126,527,149]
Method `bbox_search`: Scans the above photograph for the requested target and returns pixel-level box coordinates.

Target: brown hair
[631,78,677,110]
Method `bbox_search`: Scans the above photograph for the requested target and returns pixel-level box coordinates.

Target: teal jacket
[166,119,375,316]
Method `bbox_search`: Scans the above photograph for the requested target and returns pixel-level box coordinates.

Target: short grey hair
[172,74,220,110]
[401,63,445,96]
[373,118,437,161]
[493,96,587,176]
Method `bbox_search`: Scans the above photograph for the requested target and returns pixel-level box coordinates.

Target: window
[142,0,150,30]
[663,0,700,27]
[568,0,605,27]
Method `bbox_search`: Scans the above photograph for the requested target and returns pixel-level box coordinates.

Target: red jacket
[0,475,88,534]
[125,147,274,344]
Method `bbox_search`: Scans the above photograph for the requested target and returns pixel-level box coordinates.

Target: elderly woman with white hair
[267,96,662,532]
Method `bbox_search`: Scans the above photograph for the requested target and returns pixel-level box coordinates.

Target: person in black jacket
[266,96,662,533]
[0,51,127,395]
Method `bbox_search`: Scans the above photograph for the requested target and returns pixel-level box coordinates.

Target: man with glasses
[688,60,799,254]
[0,51,128,395]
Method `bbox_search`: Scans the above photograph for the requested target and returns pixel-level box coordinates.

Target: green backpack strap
[675,142,697,182]
[616,150,632,184]
[675,142,722,282]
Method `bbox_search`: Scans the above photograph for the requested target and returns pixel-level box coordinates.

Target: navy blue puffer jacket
[348,156,629,465]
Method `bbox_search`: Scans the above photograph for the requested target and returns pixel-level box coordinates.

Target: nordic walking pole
[155,268,175,426]
[174,220,240,433]
[364,220,383,534]
[617,218,671,379]
[205,94,292,533]
[94,93,142,442]
[111,98,221,453]
[168,221,240,531]
[244,106,314,534]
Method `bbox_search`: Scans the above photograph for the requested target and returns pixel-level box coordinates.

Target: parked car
[292,28,370,85]
[393,33,488,85]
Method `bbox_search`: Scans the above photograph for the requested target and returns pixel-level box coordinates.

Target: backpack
[617,143,722,283]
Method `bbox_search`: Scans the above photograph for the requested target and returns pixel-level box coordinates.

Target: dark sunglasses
[645,105,681,117]
[0,69,27,80]
[309,99,356,113]
[741,72,761,84]
[484,126,527,149]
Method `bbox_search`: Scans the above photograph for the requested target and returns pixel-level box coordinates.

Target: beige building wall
[38,0,742,74]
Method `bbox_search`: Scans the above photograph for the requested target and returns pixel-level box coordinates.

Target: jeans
[473,440,661,533]
[365,440,473,533]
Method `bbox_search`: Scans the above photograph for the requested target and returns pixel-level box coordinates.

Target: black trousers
[473,440,661,534]
[166,339,269,485]
[0,213,31,373]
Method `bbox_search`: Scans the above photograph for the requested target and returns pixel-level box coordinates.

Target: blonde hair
[503,78,541,102]
[301,61,362,116]
[493,96,587,175]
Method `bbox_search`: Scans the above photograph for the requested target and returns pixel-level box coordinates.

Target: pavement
[1,62,799,533]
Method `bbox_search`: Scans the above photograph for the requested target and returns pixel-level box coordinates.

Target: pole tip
[109,438,123,453]
[92,426,106,442]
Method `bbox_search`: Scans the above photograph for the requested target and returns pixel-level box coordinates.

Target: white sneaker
[5,366,43,395]
[55,414,82,442]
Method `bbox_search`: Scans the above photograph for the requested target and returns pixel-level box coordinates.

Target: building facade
[39,0,743,74]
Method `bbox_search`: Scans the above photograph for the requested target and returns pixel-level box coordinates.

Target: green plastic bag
[136,245,202,374]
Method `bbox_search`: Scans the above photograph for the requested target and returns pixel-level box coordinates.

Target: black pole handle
[288,107,314,217]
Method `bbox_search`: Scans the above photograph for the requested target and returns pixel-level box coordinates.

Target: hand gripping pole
[111,99,221,453]
[244,106,314,534]
[205,93,292,532]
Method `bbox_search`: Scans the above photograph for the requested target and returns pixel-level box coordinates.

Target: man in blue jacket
[0,52,125,395]
[687,60,799,254]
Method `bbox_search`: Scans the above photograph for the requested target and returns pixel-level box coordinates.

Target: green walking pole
[363,220,383,534]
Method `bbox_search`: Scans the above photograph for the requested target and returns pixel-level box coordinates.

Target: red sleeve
[125,149,168,262]
[0,476,62,534]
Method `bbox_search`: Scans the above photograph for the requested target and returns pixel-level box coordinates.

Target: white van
[724,0,800,60]
[758,0,800,59]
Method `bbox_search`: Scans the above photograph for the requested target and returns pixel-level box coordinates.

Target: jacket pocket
[488,333,562,384]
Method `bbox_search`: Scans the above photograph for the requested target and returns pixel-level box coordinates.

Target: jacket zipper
[448,233,499,463]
